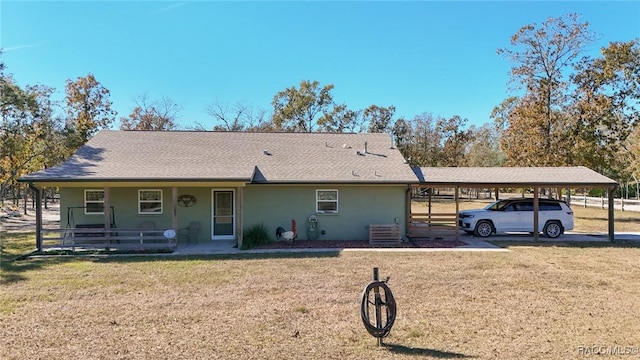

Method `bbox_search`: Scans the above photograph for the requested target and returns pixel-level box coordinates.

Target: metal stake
[373,267,382,346]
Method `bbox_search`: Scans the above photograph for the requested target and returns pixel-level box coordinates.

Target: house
[19,130,419,249]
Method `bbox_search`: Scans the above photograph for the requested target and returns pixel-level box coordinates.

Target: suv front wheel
[543,221,563,238]
[474,220,493,237]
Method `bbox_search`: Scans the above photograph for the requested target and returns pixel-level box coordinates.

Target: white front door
[212,190,235,240]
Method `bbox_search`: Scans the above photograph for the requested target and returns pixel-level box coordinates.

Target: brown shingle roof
[20,130,418,184]
[415,167,617,188]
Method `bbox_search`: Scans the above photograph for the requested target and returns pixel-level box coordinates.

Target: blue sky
[2,1,638,129]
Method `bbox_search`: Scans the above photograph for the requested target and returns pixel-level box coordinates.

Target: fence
[568,195,640,212]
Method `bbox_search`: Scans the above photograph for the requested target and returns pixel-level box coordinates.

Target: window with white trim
[138,189,163,214]
[316,189,338,213]
[84,190,104,214]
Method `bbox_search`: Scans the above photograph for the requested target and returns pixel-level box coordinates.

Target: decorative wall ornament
[177,194,197,207]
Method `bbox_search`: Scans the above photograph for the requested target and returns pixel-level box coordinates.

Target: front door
[212,190,235,240]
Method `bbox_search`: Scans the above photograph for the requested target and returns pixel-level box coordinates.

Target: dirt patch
[0,204,60,233]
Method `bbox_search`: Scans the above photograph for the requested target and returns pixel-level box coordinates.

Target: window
[540,202,562,211]
[316,189,338,213]
[139,189,163,214]
[517,202,534,211]
[84,190,104,214]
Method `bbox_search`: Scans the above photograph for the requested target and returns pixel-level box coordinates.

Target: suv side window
[518,202,534,211]
[540,202,562,211]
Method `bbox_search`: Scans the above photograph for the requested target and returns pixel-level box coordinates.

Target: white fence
[568,196,640,212]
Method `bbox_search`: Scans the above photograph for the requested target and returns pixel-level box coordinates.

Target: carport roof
[413,166,617,188]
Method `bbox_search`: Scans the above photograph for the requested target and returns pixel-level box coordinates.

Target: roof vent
[263,150,271,156]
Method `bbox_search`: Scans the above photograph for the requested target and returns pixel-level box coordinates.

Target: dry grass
[2,232,640,359]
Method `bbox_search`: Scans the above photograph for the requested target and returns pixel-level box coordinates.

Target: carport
[409,166,618,241]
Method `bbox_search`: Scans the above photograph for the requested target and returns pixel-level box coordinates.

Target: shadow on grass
[0,252,80,285]
[2,249,341,285]
[1,231,340,285]
[490,239,640,249]
[577,216,639,223]
[93,251,342,264]
[384,343,474,358]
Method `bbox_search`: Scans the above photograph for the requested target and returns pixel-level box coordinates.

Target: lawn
[2,232,640,359]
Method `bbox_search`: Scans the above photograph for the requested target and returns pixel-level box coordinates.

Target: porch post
[533,187,539,241]
[608,187,615,242]
[172,187,178,231]
[237,187,243,248]
[104,187,111,248]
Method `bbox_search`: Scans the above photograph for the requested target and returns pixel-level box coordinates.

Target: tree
[0,72,63,201]
[497,87,575,166]
[391,113,479,167]
[465,124,505,167]
[120,94,181,131]
[629,125,640,179]
[205,100,267,132]
[65,73,116,148]
[436,115,474,166]
[316,104,363,133]
[363,105,395,133]
[1,73,38,194]
[569,40,640,178]
[496,14,595,166]
[271,80,337,132]
[392,117,411,159]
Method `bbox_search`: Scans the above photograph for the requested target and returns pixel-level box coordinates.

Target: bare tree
[205,100,267,131]
[120,94,182,131]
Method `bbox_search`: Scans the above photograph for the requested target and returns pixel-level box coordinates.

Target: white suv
[458,198,574,238]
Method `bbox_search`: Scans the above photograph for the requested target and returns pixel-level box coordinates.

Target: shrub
[241,223,270,250]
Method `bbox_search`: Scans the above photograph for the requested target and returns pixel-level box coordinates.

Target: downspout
[405,186,411,239]
[28,183,43,251]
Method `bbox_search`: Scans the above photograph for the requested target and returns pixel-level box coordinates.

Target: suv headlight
[460,214,474,218]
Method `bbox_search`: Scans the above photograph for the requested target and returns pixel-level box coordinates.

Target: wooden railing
[40,228,176,251]
[408,212,459,240]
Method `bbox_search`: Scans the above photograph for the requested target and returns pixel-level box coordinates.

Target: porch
[39,227,240,253]
[39,227,177,251]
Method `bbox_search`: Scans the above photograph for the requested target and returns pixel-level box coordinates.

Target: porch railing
[40,228,176,252]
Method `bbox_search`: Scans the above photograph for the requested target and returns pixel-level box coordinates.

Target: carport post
[533,187,539,241]
[608,187,615,242]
